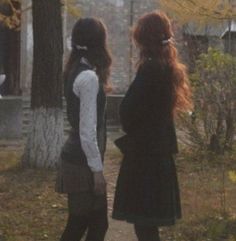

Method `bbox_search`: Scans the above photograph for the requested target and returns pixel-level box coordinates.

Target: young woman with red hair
[112,11,192,241]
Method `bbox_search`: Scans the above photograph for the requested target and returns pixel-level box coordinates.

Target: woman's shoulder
[75,69,98,86]
[140,58,168,72]
[73,69,99,96]
[78,69,98,80]
[136,60,161,84]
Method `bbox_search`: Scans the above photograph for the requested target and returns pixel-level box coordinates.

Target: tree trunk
[23,0,63,168]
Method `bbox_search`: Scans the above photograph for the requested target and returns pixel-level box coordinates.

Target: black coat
[116,60,178,156]
[112,60,181,226]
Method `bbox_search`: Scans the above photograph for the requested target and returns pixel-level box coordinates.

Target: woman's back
[119,60,178,155]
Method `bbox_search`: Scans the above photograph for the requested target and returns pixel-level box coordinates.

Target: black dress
[112,61,181,226]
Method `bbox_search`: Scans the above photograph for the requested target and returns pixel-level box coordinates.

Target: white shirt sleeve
[73,70,103,172]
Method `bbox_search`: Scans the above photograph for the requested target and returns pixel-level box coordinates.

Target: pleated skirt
[55,135,94,194]
[112,152,182,226]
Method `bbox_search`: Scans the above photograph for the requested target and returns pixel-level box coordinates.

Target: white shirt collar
[80,57,96,71]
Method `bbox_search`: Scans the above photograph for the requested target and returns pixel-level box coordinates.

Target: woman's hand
[93,171,106,195]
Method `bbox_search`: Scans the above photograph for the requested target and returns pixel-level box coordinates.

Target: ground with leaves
[0,133,236,241]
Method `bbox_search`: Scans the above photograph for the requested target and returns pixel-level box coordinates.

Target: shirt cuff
[88,157,103,172]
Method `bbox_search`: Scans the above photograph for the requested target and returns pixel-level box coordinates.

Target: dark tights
[134,224,161,241]
[60,194,108,241]
[60,208,108,241]
[60,214,87,241]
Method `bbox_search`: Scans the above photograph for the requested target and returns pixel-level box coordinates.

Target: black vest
[61,61,107,164]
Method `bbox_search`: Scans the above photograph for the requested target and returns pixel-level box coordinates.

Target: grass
[164,147,236,241]
[0,139,236,241]
[0,148,67,241]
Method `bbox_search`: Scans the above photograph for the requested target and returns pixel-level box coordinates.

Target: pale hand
[93,171,106,195]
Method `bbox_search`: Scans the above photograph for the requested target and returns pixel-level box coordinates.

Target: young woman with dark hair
[55,18,112,241]
[112,11,192,241]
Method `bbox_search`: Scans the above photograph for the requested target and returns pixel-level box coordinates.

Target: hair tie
[162,38,171,45]
[76,45,88,51]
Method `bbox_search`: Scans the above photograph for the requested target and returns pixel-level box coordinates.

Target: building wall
[65,0,159,94]
[20,0,226,95]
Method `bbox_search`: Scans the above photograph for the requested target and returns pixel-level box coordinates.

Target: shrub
[179,48,236,153]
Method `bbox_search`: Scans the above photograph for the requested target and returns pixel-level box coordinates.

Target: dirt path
[104,131,137,241]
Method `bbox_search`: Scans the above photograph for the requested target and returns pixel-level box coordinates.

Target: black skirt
[112,152,181,226]
[55,134,94,194]
[55,134,108,215]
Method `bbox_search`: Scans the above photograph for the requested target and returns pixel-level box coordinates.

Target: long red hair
[133,11,193,116]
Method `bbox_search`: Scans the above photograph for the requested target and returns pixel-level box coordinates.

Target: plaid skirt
[55,159,94,193]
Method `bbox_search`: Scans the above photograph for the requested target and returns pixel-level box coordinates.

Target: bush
[179,48,236,153]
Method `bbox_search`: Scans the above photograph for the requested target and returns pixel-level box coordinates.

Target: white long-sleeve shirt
[72,69,103,173]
